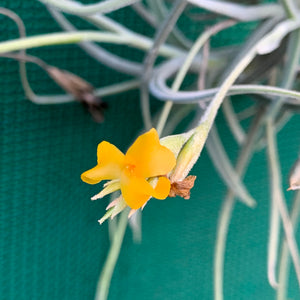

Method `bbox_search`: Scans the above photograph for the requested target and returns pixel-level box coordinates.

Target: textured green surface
[0,1,300,300]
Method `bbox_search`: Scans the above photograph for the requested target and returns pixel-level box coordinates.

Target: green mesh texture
[1,1,300,300]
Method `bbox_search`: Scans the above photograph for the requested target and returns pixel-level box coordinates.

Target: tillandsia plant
[1,0,300,300]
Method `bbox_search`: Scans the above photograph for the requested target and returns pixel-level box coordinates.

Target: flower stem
[156,20,236,136]
[95,208,129,300]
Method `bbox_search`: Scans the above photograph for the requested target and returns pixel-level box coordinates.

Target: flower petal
[121,176,150,209]
[151,176,171,199]
[121,170,171,209]
[81,141,125,184]
[125,128,176,178]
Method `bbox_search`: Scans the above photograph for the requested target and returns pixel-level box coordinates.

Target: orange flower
[81,128,176,209]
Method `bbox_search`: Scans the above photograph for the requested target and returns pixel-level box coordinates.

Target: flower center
[125,164,136,174]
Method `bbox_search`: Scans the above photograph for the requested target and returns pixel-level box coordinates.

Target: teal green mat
[0,1,299,300]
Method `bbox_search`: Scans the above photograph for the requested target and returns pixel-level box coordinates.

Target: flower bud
[160,130,194,159]
[170,122,209,182]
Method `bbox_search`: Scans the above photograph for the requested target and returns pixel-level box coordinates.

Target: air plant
[1,1,300,300]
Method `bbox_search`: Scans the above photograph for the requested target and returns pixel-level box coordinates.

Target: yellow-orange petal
[125,128,176,178]
[151,176,171,199]
[120,170,171,209]
[81,141,125,184]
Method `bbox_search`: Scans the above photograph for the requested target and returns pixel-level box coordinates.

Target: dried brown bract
[169,175,196,199]
[46,66,107,122]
